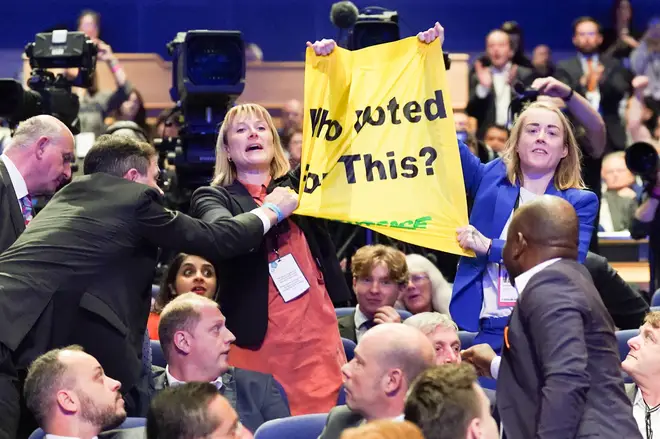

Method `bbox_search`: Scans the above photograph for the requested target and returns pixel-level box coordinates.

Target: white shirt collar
[165,365,223,390]
[354,305,371,330]
[513,258,562,295]
[1,154,28,200]
[392,414,405,421]
[491,61,512,74]
[45,435,98,439]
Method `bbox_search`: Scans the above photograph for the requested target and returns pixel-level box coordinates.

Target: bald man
[0,115,75,252]
[463,196,640,439]
[318,323,435,439]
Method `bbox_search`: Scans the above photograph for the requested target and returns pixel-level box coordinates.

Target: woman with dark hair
[77,9,101,40]
[112,89,149,138]
[147,253,218,340]
[501,21,533,69]
[602,0,641,61]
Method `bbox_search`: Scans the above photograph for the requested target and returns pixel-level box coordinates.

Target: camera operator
[630,167,660,294]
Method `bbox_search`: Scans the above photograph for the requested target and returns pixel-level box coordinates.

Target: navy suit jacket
[498,259,640,439]
[450,141,598,332]
[152,366,290,433]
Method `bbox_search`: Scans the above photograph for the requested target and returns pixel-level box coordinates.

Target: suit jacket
[555,55,630,152]
[99,427,146,439]
[449,141,598,333]
[190,170,352,348]
[466,64,536,139]
[317,405,364,439]
[0,173,264,425]
[337,312,357,343]
[584,251,649,329]
[152,366,290,433]
[498,259,641,439]
[0,160,25,254]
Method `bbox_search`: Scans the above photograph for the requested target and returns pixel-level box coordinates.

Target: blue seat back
[29,418,146,439]
[341,337,356,362]
[151,339,166,367]
[254,413,328,439]
[458,331,477,350]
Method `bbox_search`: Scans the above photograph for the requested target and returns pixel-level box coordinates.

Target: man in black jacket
[0,135,298,439]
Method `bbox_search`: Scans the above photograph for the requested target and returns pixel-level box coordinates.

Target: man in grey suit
[463,196,640,438]
[622,310,660,438]
[153,293,290,433]
[23,346,144,439]
[0,115,75,253]
[318,323,435,439]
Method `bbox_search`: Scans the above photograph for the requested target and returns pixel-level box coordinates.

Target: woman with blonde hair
[397,253,452,316]
[189,103,351,415]
[339,420,425,439]
[450,76,603,353]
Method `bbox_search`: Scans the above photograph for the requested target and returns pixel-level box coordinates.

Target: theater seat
[254,413,328,439]
[652,289,660,307]
[342,337,356,362]
[458,331,477,350]
[336,384,346,406]
[334,307,413,320]
[29,418,146,439]
[151,340,166,367]
[616,329,639,362]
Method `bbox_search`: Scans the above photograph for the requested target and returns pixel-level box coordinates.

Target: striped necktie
[20,195,33,225]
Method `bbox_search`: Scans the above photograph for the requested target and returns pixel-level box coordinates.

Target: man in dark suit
[467,29,536,139]
[319,324,435,439]
[0,134,298,439]
[555,17,631,153]
[147,382,253,439]
[153,293,290,433]
[0,115,75,253]
[337,245,409,343]
[464,196,640,438]
[23,345,145,439]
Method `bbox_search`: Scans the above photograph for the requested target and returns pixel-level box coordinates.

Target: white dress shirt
[489,258,562,379]
[165,365,223,391]
[0,154,28,211]
[353,305,373,343]
[632,388,660,439]
[475,62,513,127]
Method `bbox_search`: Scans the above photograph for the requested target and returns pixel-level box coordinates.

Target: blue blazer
[450,141,599,332]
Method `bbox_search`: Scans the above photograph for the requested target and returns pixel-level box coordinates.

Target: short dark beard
[78,390,126,431]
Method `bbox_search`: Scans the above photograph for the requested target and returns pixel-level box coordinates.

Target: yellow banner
[296,37,471,257]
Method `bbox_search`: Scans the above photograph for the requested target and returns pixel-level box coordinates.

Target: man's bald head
[503,195,579,278]
[362,323,435,384]
[4,115,75,195]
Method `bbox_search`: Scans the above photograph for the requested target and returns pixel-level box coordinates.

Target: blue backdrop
[0,0,657,61]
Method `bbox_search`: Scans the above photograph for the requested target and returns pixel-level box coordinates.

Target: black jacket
[0,160,25,254]
[190,172,352,348]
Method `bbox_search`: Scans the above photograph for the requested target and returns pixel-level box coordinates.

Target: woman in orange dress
[190,104,351,415]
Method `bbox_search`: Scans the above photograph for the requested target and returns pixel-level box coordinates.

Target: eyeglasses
[410,274,430,284]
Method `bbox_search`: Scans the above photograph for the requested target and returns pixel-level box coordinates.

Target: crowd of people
[0,4,659,439]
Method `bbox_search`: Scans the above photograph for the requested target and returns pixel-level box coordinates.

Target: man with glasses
[338,245,409,343]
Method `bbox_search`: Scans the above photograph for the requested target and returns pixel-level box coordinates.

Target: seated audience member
[110,89,149,138]
[404,363,498,439]
[154,293,290,433]
[24,346,144,439]
[531,44,555,77]
[339,420,425,439]
[404,312,461,365]
[396,254,452,316]
[147,382,253,439]
[483,124,509,158]
[622,311,660,437]
[338,245,410,343]
[285,127,303,169]
[584,251,649,329]
[147,253,218,340]
[277,99,303,138]
[318,324,435,439]
[600,151,639,231]
[153,108,182,140]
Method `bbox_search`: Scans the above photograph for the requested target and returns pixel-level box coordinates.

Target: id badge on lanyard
[497,265,518,307]
[267,227,310,302]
